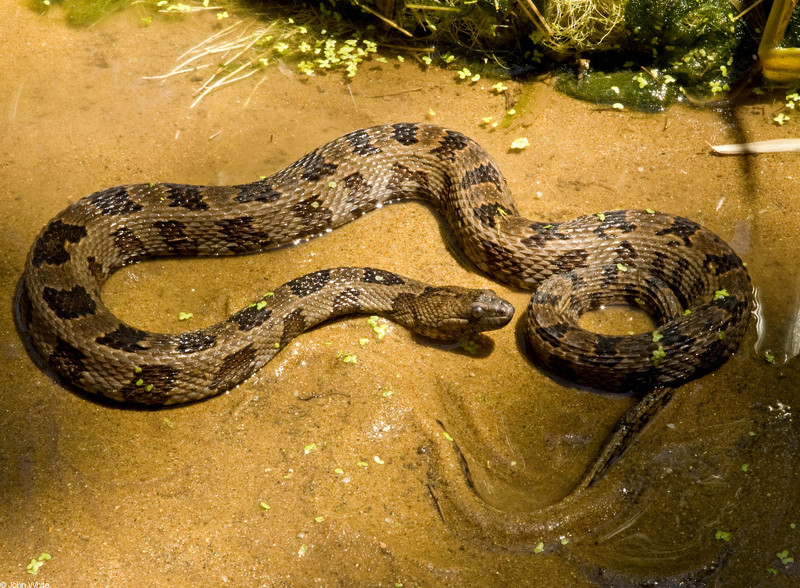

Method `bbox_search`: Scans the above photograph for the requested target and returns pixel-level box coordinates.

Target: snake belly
[21,123,751,404]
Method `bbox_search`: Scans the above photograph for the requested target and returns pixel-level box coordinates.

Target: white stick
[709,138,800,154]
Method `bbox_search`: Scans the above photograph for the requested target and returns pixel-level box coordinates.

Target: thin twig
[243,73,270,108]
[517,0,553,36]
[733,0,766,21]
[368,87,424,98]
[177,19,242,61]
[142,63,211,80]
[353,1,413,37]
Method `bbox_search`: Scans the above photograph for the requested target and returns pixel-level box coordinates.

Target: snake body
[21,123,751,404]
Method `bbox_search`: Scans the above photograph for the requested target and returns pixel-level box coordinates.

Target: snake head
[395,286,514,340]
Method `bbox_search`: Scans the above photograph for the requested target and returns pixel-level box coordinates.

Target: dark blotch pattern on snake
[21,123,751,404]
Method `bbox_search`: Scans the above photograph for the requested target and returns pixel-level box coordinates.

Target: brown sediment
[1,5,798,585]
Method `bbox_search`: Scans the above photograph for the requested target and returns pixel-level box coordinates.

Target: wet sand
[1,4,799,585]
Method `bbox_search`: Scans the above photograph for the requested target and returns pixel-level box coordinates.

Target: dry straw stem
[539,0,627,53]
[145,19,294,108]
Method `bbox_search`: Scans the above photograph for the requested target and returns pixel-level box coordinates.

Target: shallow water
[1,4,799,585]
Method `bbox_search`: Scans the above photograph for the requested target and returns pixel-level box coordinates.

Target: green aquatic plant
[31,0,785,110]
[556,0,759,109]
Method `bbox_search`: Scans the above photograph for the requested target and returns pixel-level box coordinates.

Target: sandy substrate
[1,3,799,585]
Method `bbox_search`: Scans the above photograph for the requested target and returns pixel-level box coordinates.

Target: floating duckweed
[338,351,357,364]
[534,542,544,554]
[651,345,666,367]
[765,352,775,364]
[616,263,628,272]
[713,289,729,300]
[611,86,620,94]
[382,390,393,397]
[683,309,691,316]
[491,81,508,93]
[26,553,51,575]
[314,516,325,523]
[256,301,268,310]
[274,342,280,349]
[178,312,193,320]
[297,544,308,557]
[310,201,320,209]
[442,431,454,442]
[560,537,570,545]
[612,103,624,110]
[304,443,318,454]
[542,224,553,229]
[718,331,725,340]
[264,292,274,297]
[459,339,479,354]
[741,463,749,472]
[145,384,154,392]
[334,467,344,475]
[163,416,173,428]
[509,137,529,150]
[777,550,794,565]
[506,108,516,115]
[646,208,655,214]
[715,530,732,542]
[135,379,144,387]
[134,365,142,374]
[596,212,606,221]
[259,501,271,510]
[358,338,369,346]
[652,331,663,343]
[367,316,387,339]
[373,455,385,464]
[357,461,369,468]
[774,113,790,126]
[428,108,436,116]
[397,55,404,62]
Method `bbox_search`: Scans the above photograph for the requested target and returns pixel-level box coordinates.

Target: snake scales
[21,123,751,405]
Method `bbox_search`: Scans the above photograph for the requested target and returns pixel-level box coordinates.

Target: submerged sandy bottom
[1,4,799,585]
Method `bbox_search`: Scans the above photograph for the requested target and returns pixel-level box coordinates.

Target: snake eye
[471,304,485,319]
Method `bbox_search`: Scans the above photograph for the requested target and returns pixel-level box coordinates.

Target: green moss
[558,0,755,109]
[556,69,676,110]
[31,0,130,26]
